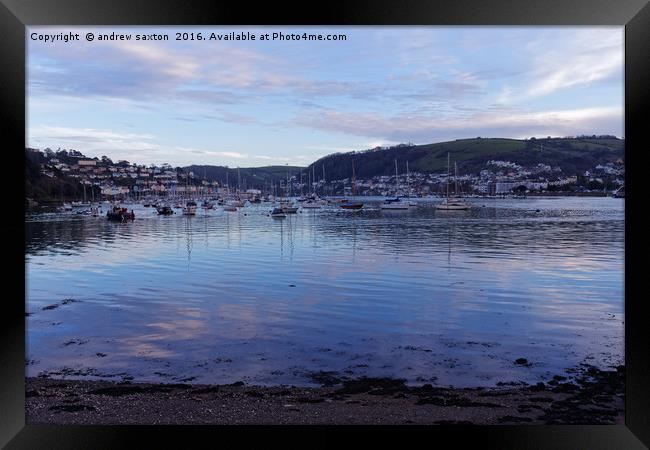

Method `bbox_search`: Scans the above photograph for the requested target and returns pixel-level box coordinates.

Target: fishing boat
[436,154,471,211]
[107,205,135,221]
[183,201,197,215]
[156,205,174,215]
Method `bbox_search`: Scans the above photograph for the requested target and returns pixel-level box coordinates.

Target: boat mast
[446,153,450,200]
[394,159,398,196]
[406,161,410,199]
[322,165,326,197]
[351,160,356,196]
[455,162,458,196]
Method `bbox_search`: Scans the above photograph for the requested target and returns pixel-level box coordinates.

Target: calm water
[26,197,624,387]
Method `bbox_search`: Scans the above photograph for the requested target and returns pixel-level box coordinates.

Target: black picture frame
[2,0,648,447]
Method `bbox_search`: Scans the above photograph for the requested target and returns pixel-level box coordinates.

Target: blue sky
[27,26,623,167]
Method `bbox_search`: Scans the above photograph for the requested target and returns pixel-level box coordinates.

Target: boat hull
[435,204,471,210]
[380,203,409,210]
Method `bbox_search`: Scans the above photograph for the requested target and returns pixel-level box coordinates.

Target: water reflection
[26,198,624,387]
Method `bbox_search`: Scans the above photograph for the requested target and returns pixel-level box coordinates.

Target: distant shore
[26,365,624,425]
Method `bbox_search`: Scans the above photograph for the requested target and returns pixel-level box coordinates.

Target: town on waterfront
[25,135,625,212]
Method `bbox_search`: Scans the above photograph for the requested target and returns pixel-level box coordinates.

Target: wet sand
[26,365,624,425]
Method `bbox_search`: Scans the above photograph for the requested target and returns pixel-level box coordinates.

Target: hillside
[306,137,624,180]
[183,165,305,188]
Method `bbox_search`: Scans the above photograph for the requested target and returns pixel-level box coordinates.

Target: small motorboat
[156,205,174,215]
[270,207,286,218]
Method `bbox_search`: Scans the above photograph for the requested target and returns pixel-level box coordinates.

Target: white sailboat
[436,153,471,211]
[279,171,299,213]
[300,166,325,208]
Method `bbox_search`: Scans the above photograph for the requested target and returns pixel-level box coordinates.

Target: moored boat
[156,205,174,215]
[270,207,286,218]
[183,201,197,215]
[436,154,471,211]
[107,205,135,221]
[435,200,472,210]
[340,160,363,210]
[379,197,410,210]
[340,202,363,210]
[280,201,299,213]
[380,160,410,210]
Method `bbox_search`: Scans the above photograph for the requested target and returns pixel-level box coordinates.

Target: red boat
[107,206,135,221]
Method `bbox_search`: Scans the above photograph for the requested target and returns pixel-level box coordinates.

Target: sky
[27,26,624,168]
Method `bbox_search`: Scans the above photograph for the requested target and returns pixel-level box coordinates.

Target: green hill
[183,165,305,189]
[306,137,624,180]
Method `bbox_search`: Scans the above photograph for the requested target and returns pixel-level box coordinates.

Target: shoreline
[26,365,624,425]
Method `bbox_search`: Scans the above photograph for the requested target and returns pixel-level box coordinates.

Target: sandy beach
[25,365,624,425]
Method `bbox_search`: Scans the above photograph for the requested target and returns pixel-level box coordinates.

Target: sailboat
[435,153,471,210]
[406,161,417,207]
[182,172,197,215]
[340,160,363,209]
[301,166,325,208]
[279,171,298,213]
[380,159,409,210]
